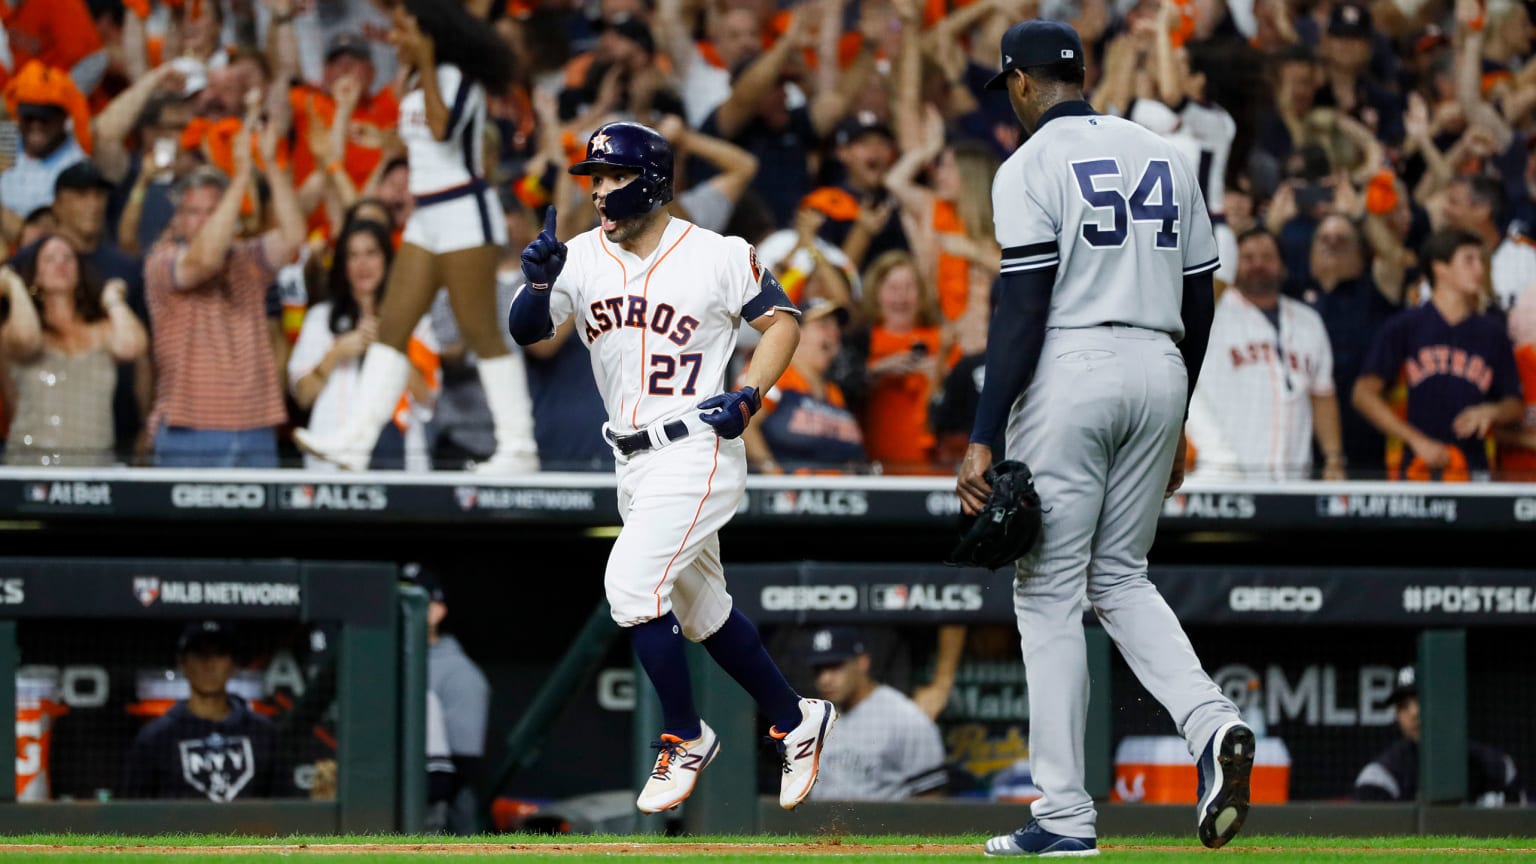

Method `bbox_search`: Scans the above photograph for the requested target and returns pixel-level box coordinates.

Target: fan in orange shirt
[0,0,103,88]
[288,33,401,195]
[857,251,946,474]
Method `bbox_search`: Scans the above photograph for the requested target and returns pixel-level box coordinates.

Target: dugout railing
[0,558,427,834]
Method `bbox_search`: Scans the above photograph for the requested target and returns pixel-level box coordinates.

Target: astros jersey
[399,64,486,194]
[995,108,1220,338]
[1360,304,1522,471]
[1186,291,1335,479]
[546,217,797,432]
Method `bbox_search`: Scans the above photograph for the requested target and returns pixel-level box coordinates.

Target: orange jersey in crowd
[862,325,940,470]
[287,84,401,191]
[933,199,969,322]
[0,0,102,87]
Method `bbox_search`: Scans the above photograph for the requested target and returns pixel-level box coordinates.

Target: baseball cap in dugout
[1387,665,1417,707]
[177,621,234,657]
[401,561,446,603]
[808,626,867,668]
[985,19,1085,90]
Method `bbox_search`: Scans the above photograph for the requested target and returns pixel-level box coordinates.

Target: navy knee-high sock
[632,613,701,740]
[703,609,802,732]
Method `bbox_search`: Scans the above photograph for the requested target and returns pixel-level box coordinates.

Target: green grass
[2,834,1535,862]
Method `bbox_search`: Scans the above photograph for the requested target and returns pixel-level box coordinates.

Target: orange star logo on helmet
[590,132,613,156]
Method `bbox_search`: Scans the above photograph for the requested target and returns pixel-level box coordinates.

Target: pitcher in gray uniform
[955,19,1253,857]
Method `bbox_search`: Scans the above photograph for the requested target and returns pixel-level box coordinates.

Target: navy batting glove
[698,386,762,439]
[521,206,566,289]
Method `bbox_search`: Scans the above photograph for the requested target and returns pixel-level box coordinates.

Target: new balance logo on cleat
[769,698,837,810]
[636,720,720,814]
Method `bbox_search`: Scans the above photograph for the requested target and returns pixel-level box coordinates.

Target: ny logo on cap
[813,630,833,652]
[1004,54,1013,64]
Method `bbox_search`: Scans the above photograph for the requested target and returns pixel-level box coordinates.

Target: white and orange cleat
[769,698,837,810]
[636,720,720,814]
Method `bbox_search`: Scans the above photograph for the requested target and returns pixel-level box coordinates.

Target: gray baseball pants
[1006,324,1240,838]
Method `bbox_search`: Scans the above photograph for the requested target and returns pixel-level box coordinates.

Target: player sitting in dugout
[1354,666,1526,806]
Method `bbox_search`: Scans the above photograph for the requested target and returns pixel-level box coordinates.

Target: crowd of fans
[0,0,1533,479]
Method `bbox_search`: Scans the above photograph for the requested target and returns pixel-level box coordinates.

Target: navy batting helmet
[568,122,674,221]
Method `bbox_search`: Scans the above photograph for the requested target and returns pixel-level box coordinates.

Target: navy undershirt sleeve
[968,267,1055,446]
[1178,271,1215,412]
[508,286,554,345]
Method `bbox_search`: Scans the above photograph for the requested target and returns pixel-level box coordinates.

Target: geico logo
[1229,586,1324,612]
[760,585,859,611]
[171,484,266,509]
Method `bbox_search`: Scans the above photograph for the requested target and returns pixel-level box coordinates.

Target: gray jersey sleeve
[993,156,1060,275]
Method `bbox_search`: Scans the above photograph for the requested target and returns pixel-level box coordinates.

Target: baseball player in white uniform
[1186,228,1346,481]
[508,121,836,816]
[955,20,1252,857]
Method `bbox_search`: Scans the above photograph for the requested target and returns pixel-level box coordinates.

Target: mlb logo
[284,485,315,509]
[871,584,909,611]
[178,735,256,802]
[25,484,48,503]
[1163,494,1188,517]
[133,577,160,607]
[1318,495,1349,517]
[454,486,478,511]
[1061,48,1074,59]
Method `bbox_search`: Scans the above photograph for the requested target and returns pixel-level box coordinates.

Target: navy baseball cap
[808,627,867,668]
[402,562,446,603]
[177,621,234,656]
[1327,2,1373,39]
[1388,665,1417,707]
[985,19,1085,91]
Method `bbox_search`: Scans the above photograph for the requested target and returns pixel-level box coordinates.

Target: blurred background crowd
[0,0,1532,479]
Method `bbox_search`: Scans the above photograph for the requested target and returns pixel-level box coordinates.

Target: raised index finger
[544,206,558,238]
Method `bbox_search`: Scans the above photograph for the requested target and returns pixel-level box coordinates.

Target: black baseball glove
[945,460,1043,569]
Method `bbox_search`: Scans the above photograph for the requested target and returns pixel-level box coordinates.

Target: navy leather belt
[608,420,690,456]
[414,178,489,208]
